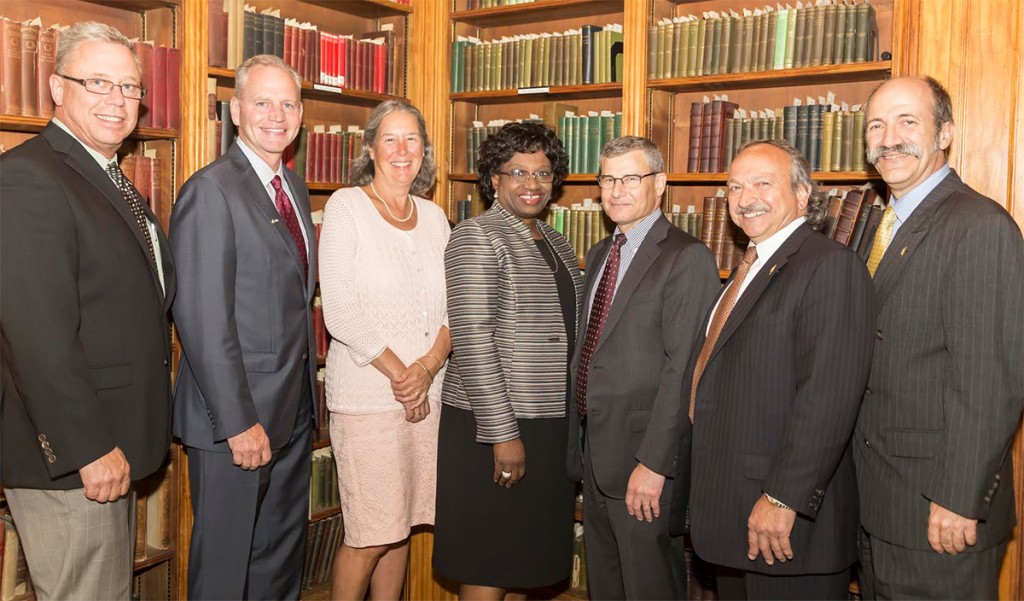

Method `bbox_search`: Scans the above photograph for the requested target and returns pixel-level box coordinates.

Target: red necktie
[688,246,758,422]
[270,175,308,281]
[575,233,627,419]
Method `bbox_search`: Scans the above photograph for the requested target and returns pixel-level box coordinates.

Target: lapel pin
[271,218,280,224]
[900,246,908,257]
[768,264,778,275]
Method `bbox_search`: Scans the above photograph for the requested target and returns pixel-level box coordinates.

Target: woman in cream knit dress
[319,100,450,600]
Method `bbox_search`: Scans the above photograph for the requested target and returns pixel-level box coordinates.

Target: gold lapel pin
[900,246,908,257]
[271,218,280,224]
[768,264,778,275]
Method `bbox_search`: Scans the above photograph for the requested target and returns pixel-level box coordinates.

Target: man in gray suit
[170,55,317,600]
[568,136,720,599]
[854,76,1024,599]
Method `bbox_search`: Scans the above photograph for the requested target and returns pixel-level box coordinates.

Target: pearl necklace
[370,181,415,223]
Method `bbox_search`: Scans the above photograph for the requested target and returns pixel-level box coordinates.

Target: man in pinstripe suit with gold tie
[854,76,1024,599]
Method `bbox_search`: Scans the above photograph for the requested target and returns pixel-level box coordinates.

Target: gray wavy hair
[349,99,437,197]
[733,139,827,230]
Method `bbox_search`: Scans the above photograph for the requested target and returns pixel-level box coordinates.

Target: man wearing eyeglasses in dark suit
[567,136,719,599]
[1,21,175,600]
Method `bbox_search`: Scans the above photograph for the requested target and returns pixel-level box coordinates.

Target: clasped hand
[391,360,432,423]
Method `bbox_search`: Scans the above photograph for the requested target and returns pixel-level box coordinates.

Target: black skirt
[432,405,574,589]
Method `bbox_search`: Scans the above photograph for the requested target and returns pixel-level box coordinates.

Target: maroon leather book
[151,45,168,129]
[831,189,864,247]
[208,0,227,68]
[712,196,729,268]
[297,27,308,81]
[36,26,56,118]
[708,100,738,172]
[19,22,39,117]
[700,195,716,249]
[688,102,704,173]
[166,47,181,131]
[1,18,23,116]
[329,131,341,184]
[283,23,293,71]
[133,41,154,128]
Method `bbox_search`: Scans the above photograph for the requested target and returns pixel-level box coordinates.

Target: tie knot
[270,175,284,192]
[612,233,627,248]
[881,205,897,225]
[741,245,758,265]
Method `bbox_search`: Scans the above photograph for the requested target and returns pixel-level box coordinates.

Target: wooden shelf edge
[208,67,407,107]
[81,0,180,10]
[452,0,622,28]
[299,0,412,18]
[133,547,176,571]
[451,82,622,104]
[666,170,881,183]
[648,60,892,93]
[309,505,342,523]
[0,114,177,140]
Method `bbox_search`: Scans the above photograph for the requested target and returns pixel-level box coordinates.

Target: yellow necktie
[866,206,897,277]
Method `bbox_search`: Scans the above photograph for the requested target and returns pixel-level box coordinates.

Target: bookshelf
[0,0,184,597]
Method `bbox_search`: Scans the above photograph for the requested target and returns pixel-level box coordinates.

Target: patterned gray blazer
[442,203,583,444]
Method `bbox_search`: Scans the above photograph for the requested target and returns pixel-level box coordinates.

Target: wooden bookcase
[0,1,184,599]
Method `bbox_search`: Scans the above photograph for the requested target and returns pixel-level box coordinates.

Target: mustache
[866,142,923,165]
[734,203,770,216]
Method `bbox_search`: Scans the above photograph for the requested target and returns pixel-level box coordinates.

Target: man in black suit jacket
[854,76,1024,599]
[0,22,175,600]
[679,140,875,599]
[568,136,720,599]
[170,55,317,600]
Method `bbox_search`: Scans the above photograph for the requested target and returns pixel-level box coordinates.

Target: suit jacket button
[47,455,57,464]
[38,434,47,443]
[41,441,51,450]
[984,496,992,504]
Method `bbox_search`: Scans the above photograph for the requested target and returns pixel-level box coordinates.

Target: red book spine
[330,132,341,183]
[1,18,22,116]
[151,45,168,129]
[374,42,385,94]
[19,23,39,117]
[337,37,347,87]
[297,27,308,80]
[166,48,181,131]
[319,31,328,85]
[36,26,56,118]
[687,102,703,173]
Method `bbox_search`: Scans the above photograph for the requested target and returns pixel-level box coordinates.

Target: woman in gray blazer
[433,123,583,599]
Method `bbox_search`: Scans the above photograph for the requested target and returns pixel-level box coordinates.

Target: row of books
[133,464,174,562]
[289,126,365,186]
[648,0,878,80]
[315,368,328,443]
[309,447,340,516]
[699,195,752,271]
[450,24,623,93]
[0,18,57,120]
[0,510,33,601]
[120,153,167,230]
[823,184,883,257]
[300,513,343,593]
[544,201,613,264]
[313,295,327,362]
[210,0,399,95]
[132,41,181,130]
[687,95,865,173]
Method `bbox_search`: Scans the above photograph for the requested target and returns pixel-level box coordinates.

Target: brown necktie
[270,175,308,281]
[689,245,758,422]
[106,162,157,268]
[575,233,627,419]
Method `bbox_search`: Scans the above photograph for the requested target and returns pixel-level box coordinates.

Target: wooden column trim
[620,1,648,137]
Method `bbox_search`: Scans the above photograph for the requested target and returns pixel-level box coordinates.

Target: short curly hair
[476,122,569,203]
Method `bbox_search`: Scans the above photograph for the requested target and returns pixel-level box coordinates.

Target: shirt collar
[236,137,286,188]
[613,207,663,250]
[889,164,950,227]
[750,215,807,260]
[52,118,117,169]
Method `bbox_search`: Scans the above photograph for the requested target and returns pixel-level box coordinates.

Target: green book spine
[570,33,581,85]
[613,112,622,139]
[654,23,665,79]
[823,5,836,65]
[572,115,584,174]
[772,10,787,70]
[672,21,683,77]
[853,110,865,171]
[719,16,732,74]
[831,110,844,172]
[587,114,601,173]
[709,18,722,75]
[793,7,807,68]
[702,18,716,76]
[601,114,614,153]
[482,42,492,92]
[765,12,777,72]
[821,109,835,173]
[810,5,826,67]
[752,13,763,71]
[687,20,700,77]
[694,21,706,76]
[723,118,736,171]
[843,5,857,63]
[854,2,870,62]
[611,31,623,83]
[450,40,460,92]
[740,15,754,72]
[784,7,798,69]
[833,5,847,64]
[578,115,590,174]
[840,112,854,170]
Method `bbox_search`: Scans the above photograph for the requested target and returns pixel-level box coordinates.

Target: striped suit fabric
[853,170,1023,599]
[441,203,583,444]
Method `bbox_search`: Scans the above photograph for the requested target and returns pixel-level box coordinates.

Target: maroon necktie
[688,246,758,422]
[575,233,627,419]
[270,175,308,281]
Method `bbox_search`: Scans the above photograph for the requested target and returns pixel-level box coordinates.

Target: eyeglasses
[58,74,147,100]
[596,172,660,189]
[496,169,555,184]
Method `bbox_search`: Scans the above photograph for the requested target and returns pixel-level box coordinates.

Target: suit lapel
[595,216,670,353]
[285,168,315,301]
[706,223,810,365]
[873,171,960,308]
[230,143,308,290]
[42,124,168,299]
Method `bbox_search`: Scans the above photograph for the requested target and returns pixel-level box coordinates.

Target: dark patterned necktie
[688,245,758,422]
[575,233,627,419]
[270,175,308,281]
[106,162,157,268]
